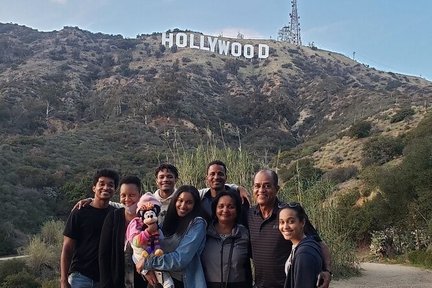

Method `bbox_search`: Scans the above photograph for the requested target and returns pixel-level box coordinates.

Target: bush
[40,220,64,246]
[369,228,425,257]
[280,158,323,192]
[170,44,177,53]
[390,107,415,123]
[22,220,64,278]
[0,259,27,283]
[224,59,241,75]
[362,136,404,165]
[0,224,15,256]
[408,249,432,268]
[322,166,358,183]
[23,236,58,278]
[181,57,191,63]
[0,271,40,288]
[348,121,372,138]
[41,280,58,288]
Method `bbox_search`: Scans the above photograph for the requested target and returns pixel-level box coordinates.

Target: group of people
[60,161,332,288]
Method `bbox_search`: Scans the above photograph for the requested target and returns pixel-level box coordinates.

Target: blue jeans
[68,272,98,288]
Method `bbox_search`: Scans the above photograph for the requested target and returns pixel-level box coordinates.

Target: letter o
[176,33,188,48]
[231,42,242,57]
[243,44,254,59]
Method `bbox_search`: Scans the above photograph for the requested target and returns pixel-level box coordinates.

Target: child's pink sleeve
[126,217,143,242]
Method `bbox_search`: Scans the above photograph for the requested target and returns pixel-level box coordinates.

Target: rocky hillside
[1,23,431,154]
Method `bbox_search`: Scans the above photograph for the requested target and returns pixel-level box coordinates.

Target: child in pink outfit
[126,192,174,288]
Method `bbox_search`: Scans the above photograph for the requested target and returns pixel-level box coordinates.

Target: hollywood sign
[161,32,269,59]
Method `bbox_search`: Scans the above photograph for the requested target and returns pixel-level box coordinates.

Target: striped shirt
[248,199,320,288]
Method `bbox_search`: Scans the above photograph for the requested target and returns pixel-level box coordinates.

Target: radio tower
[278,0,302,46]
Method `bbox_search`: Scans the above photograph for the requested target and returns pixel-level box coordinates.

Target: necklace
[215,223,233,238]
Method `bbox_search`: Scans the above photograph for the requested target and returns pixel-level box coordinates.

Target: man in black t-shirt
[60,169,119,288]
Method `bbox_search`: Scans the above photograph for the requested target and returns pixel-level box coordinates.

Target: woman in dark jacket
[201,191,252,288]
[99,176,147,288]
[278,202,323,288]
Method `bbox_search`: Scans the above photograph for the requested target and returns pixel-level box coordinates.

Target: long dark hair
[211,190,242,224]
[162,185,203,237]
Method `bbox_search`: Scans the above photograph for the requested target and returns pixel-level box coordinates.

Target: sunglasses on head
[278,202,301,209]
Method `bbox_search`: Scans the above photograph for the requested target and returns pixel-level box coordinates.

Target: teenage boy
[153,163,179,224]
[61,169,119,288]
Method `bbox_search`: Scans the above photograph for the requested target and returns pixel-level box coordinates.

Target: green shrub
[40,220,64,246]
[390,107,415,123]
[23,236,58,278]
[281,63,293,69]
[279,158,322,193]
[41,280,58,288]
[348,121,372,138]
[0,224,15,256]
[0,271,40,288]
[0,259,27,283]
[322,166,358,183]
[408,249,432,268]
[362,136,404,165]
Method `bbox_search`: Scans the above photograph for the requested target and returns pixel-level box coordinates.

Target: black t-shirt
[63,205,115,281]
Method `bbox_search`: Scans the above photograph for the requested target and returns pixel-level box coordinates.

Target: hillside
[1,23,431,148]
[0,22,432,253]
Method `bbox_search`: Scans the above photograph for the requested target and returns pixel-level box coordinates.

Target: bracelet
[323,269,333,276]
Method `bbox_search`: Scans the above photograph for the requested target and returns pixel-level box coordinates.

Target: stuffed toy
[126,192,174,288]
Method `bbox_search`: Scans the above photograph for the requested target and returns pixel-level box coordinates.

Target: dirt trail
[332,262,432,288]
[0,255,28,261]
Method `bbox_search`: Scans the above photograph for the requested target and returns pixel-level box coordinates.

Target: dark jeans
[173,278,184,288]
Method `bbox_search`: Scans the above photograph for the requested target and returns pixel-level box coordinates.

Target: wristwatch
[323,268,333,277]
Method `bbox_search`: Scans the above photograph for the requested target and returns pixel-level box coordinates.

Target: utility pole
[278,0,302,46]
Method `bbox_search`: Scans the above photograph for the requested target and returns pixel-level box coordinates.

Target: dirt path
[331,262,432,288]
[0,255,28,261]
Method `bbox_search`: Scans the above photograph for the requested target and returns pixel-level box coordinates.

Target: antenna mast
[278,0,302,46]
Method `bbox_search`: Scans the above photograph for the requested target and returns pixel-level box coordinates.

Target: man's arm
[318,241,332,288]
[237,185,251,205]
[60,236,75,288]
[226,183,251,204]
[72,198,123,210]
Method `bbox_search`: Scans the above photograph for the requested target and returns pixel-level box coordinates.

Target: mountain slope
[1,23,431,153]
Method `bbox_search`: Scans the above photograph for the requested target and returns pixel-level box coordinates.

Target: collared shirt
[248,199,290,288]
[248,199,321,288]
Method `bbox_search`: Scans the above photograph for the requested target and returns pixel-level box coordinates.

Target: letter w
[218,40,230,55]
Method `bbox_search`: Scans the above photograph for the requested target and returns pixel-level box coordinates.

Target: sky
[1,0,431,80]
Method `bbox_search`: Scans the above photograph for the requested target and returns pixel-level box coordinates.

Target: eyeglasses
[278,202,301,209]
